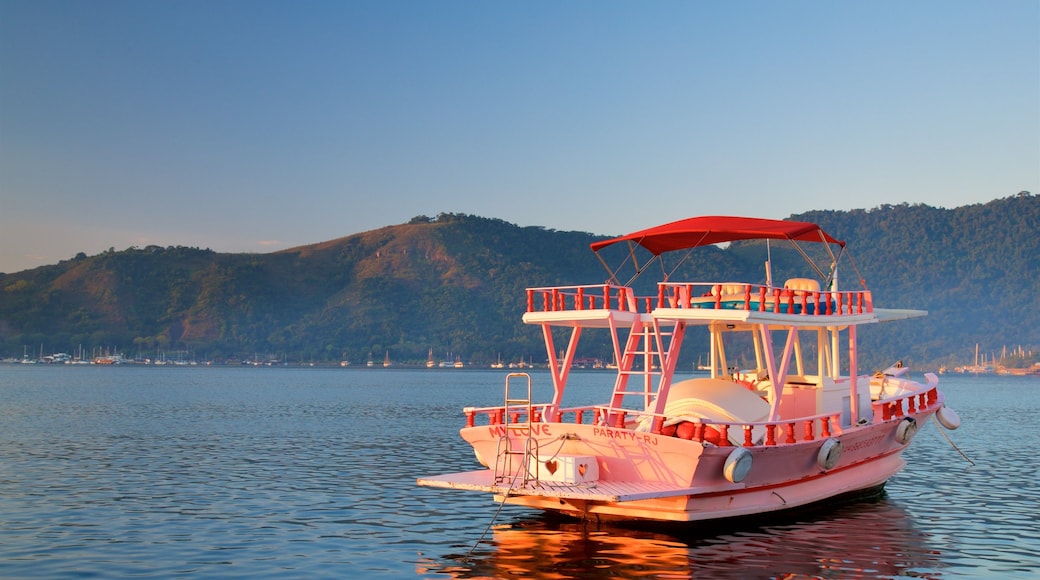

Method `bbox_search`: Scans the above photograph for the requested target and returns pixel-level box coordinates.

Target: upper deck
[522,282,884,328]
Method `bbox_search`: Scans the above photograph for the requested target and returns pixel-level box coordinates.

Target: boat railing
[526,284,652,313]
[464,403,599,428]
[525,283,873,316]
[871,385,942,423]
[463,402,843,447]
[464,393,928,449]
[607,406,847,447]
[657,282,873,316]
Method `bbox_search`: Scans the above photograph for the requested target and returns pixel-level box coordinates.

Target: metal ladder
[607,319,685,428]
[494,372,539,486]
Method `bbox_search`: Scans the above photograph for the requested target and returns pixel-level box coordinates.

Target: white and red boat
[418,216,960,523]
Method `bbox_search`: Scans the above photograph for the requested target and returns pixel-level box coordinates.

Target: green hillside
[1,195,1037,370]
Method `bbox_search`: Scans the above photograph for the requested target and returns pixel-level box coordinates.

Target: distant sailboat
[957,343,989,374]
[383,351,392,368]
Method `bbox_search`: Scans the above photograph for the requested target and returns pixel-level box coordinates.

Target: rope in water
[463,435,571,561]
[932,415,975,467]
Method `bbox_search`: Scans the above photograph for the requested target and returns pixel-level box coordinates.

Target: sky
[1,0,1037,274]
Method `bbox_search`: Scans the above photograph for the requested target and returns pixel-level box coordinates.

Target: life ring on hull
[817,438,843,471]
[895,417,918,445]
[723,448,753,483]
[936,406,961,430]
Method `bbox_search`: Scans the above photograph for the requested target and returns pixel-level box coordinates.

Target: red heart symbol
[545,460,558,475]
[578,463,587,477]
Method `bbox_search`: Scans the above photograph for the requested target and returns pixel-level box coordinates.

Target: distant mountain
[1,195,1037,370]
[793,192,1039,369]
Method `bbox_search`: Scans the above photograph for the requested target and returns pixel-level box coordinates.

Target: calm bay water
[0,365,1037,578]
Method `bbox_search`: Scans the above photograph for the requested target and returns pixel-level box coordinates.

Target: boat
[417,215,961,523]
[955,343,990,374]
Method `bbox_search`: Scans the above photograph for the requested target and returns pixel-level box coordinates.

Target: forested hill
[1,193,1037,370]
[792,192,1039,368]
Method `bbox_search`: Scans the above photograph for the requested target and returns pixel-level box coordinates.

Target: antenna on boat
[765,239,773,288]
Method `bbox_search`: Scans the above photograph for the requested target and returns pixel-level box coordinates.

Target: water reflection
[421,494,941,579]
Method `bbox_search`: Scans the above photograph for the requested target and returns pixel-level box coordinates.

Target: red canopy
[590,216,844,256]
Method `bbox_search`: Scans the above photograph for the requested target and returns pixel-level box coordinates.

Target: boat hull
[420,406,937,523]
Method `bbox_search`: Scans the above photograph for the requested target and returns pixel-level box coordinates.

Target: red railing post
[694,422,706,442]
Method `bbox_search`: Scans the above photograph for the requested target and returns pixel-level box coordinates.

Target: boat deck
[417,470,745,502]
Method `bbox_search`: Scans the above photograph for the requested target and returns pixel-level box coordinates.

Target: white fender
[895,417,918,445]
[723,448,753,483]
[817,438,843,471]
[936,406,961,430]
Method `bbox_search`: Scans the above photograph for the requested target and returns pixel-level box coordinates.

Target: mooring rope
[463,471,517,561]
[932,415,975,466]
[463,434,573,561]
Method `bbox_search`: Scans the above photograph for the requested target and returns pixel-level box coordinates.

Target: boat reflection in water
[419,494,941,579]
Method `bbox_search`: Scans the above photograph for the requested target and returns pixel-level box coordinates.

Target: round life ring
[817,438,843,471]
[723,448,753,483]
[895,417,918,445]
[936,406,961,430]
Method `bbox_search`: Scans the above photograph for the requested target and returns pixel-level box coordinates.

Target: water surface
[0,366,1035,578]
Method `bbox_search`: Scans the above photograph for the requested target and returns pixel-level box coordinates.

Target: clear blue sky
[2,0,1037,273]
